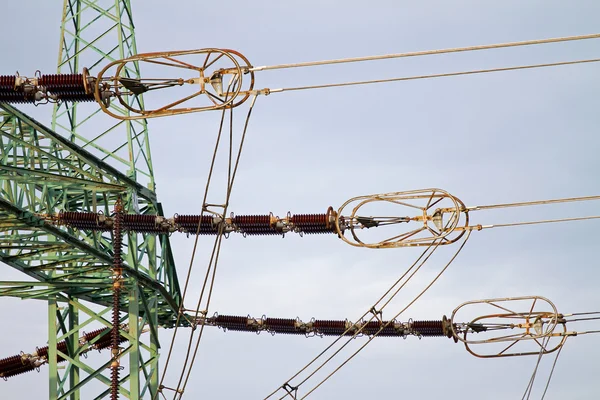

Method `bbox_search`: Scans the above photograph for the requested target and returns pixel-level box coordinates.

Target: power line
[175,95,259,400]
[264,240,443,399]
[154,72,259,399]
[266,231,472,399]
[250,33,600,72]
[265,58,600,94]
[541,341,566,400]
[297,231,472,400]
[480,215,600,230]
[468,195,600,211]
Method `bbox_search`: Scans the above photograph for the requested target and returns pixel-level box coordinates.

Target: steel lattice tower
[0,1,181,398]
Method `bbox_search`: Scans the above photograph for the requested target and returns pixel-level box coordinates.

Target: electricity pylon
[0,1,181,398]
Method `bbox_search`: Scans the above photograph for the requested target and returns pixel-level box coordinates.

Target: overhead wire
[522,334,553,400]
[154,84,233,400]
[156,32,599,399]
[154,73,258,399]
[266,228,472,399]
[573,330,600,335]
[264,237,444,399]
[263,193,600,398]
[266,59,600,94]
[175,94,258,399]
[562,312,600,324]
[171,232,226,398]
[250,33,600,71]
[467,195,600,211]
[260,33,598,398]
[479,215,600,230]
[465,195,600,230]
[540,339,566,400]
[296,230,473,400]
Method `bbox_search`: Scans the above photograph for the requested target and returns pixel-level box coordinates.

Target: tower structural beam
[0,104,180,321]
[0,1,179,398]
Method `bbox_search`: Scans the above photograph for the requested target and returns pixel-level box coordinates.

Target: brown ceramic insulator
[58,211,97,221]
[84,327,109,340]
[113,210,123,268]
[0,75,33,103]
[58,211,109,231]
[298,226,337,234]
[291,213,327,225]
[264,318,297,334]
[313,319,348,336]
[361,321,400,337]
[40,73,93,102]
[110,287,121,400]
[110,205,123,400]
[110,367,120,400]
[233,214,277,235]
[233,215,271,226]
[39,74,86,91]
[123,214,164,233]
[377,325,402,337]
[0,364,36,379]
[291,213,335,234]
[53,91,96,102]
[411,320,445,337]
[360,321,382,336]
[215,314,249,325]
[0,91,36,103]
[84,327,114,342]
[0,75,16,90]
[238,227,280,236]
[111,287,122,349]
[82,328,127,352]
[0,328,129,379]
[174,215,217,234]
[0,355,25,374]
[34,346,48,358]
[113,242,122,263]
[214,315,249,331]
[90,332,115,350]
[35,340,67,360]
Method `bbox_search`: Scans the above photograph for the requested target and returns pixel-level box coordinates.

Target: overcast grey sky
[1,1,600,399]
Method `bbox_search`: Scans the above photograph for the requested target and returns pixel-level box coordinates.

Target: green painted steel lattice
[0,1,182,398]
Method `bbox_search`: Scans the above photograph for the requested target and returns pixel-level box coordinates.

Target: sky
[1,1,600,399]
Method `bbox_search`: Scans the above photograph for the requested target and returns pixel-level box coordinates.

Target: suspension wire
[250,33,600,72]
[150,33,600,399]
[458,194,600,230]
[264,238,442,399]
[169,106,237,399]
[268,230,472,400]
[175,95,258,399]
[265,59,600,94]
[281,241,445,399]
[480,215,600,230]
[563,316,600,323]
[563,311,600,317]
[170,233,225,399]
[522,334,554,400]
[297,230,472,400]
[560,313,600,333]
[155,105,229,399]
[573,330,600,335]
[540,338,567,400]
[154,78,238,399]
[467,195,600,211]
